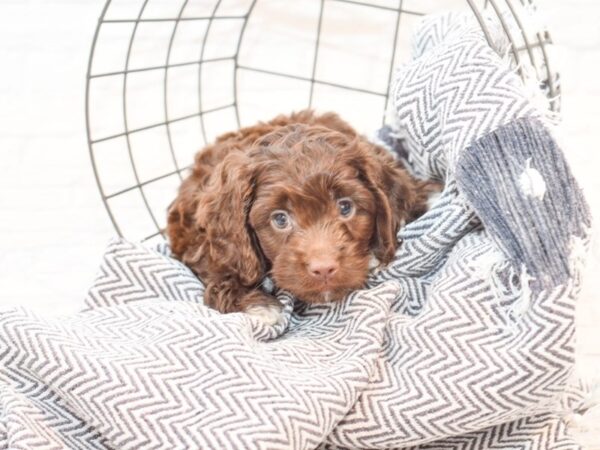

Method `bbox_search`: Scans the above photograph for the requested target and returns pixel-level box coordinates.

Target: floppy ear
[167,151,265,303]
[352,140,434,265]
[192,152,265,287]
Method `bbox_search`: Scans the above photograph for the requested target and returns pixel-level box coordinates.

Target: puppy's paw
[245,303,284,326]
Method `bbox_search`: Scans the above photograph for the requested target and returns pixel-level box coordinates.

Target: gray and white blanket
[0,12,593,450]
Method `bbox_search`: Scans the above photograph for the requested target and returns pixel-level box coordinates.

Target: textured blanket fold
[0,11,592,450]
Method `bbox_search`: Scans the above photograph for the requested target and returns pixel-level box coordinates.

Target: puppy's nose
[308,258,338,281]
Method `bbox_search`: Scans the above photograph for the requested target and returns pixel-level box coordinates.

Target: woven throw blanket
[0,12,592,450]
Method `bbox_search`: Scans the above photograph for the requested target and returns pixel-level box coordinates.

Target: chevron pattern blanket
[0,12,592,450]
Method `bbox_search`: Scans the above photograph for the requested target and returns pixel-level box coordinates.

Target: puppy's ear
[168,151,265,310]
[195,152,264,287]
[352,140,433,265]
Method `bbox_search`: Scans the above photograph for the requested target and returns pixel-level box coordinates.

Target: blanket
[0,12,592,450]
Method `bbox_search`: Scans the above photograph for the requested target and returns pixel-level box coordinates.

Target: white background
[0,0,598,444]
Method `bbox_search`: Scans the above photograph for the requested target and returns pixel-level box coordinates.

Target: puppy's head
[241,125,426,303]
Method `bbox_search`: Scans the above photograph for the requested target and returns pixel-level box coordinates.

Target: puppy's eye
[271,210,291,230]
[337,198,355,218]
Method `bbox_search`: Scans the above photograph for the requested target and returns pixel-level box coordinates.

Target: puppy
[167,111,437,324]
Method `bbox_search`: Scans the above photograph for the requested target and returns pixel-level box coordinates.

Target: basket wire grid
[86,0,559,244]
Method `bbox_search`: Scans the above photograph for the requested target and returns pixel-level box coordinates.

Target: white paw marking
[369,255,382,274]
[245,304,283,326]
[426,191,442,210]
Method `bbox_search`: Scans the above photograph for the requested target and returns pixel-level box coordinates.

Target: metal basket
[86,0,559,244]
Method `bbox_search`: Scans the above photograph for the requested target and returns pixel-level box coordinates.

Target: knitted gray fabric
[0,12,592,450]
[457,117,590,290]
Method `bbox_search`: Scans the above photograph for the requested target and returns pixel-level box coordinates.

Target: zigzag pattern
[1,246,397,449]
[320,413,581,450]
[0,11,589,450]
[372,180,478,282]
[84,238,205,310]
[324,231,579,449]
[390,13,538,181]
[0,233,584,449]
[406,413,582,450]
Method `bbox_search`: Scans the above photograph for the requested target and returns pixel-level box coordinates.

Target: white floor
[0,0,599,446]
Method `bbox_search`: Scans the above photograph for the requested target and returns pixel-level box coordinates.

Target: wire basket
[86,0,559,244]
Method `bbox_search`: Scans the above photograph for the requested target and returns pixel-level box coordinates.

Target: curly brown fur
[167,110,439,315]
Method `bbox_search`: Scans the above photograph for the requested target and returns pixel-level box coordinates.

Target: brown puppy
[167,111,437,324]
